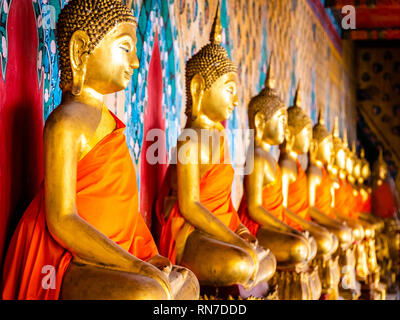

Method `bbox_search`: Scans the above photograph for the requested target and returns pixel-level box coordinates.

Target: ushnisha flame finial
[265,51,276,90]
[342,129,348,148]
[317,107,325,125]
[210,0,222,45]
[294,81,301,108]
[332,116,339,138]
[361,148,365,159]
[352,141,357,153]
[378,147,384,163]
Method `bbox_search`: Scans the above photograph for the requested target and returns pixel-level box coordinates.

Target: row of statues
[1,0,399,300]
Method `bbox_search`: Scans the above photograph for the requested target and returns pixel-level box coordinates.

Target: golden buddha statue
[307,114,361,299]
[156,2,276,298]
[238,61,322,300]
[279,83,340,299]
[339,142,374,281]
[371,149,400,293]
[1,0,199,300]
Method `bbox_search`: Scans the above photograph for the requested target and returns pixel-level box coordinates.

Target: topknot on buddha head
[57,0,136,90]
[287,82,312,135]
[184,1,237,119]
[248,53,285,129]
[312,108,330,143]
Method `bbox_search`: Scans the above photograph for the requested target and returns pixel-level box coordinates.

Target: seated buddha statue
[237,62,322,300]
[371,148,400,292]
[278,84,340,299]
[307,114,360,299]
[334,140,373,284]
[1,0,200,300]
[155,3,276,297]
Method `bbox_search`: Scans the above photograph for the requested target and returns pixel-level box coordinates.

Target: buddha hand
[137,260,173,299]
[147,254,173,275]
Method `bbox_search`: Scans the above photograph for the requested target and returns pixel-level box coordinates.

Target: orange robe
[156,142,241,264]
[1,113,158,300]
[335,179,358,219]
[285,159,312,231]
[315,167,336,219]
[371,182,398,219]
[238,164,285,236]
[360,194,371,213]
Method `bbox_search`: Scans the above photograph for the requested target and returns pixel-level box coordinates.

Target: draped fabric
[156,141,241,264]
[372,182,398,219]
[286,159,312,231]
[315,167,336,219]
[334,179,358,219]
[238,164,285,236]
[1,112,158,300]
[360,193,371,214]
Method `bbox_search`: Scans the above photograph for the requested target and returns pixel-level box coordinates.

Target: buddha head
[57,0,138,96]
[185,2,238,126]
[312,109,332,165]
[341,130,354,176]
[248,54,287,146]
[373,148,388,181]
[352,145,362,182]
[286,82,312,154]
[360,149,371,182]
[331,117,346,171]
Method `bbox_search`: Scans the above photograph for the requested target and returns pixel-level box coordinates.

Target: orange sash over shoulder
[1,113,158,300]
[315,167,336,219]
[335,179,358,219]
[286,159,311,230]
[157,142,240,264]
[360,194,371,213]
[371,182,397,219]
[238,164,285,236]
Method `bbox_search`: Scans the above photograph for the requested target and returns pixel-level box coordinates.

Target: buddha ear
[309,139,318,162]
[285,128,295,151]
[69,30,90,95]
[190,73,205,121]
[254,112,265,133]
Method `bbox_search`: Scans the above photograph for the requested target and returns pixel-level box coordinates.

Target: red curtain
[140,33,167,229]
[0,2,43,269]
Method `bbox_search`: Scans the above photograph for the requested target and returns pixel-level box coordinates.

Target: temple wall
[0,0,357,266]
[355,44,400,180]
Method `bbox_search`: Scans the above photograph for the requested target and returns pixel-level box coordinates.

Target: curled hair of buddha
[185,1,237,119]
[312,108,330,143]
[287,82,312,135]
[57,0,136,90]
[248,53,285,129]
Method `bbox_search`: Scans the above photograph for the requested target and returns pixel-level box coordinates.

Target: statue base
[200,281,270,300]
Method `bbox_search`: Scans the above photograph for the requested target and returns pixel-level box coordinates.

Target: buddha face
[346,152,354,175]
[377,164,388,180]
[317,136,333,164]
[334,147,346,170]
[83,22,139,95]
[199,72,238,122]
[262,108,288,145]
[361,163,371,180]
[353,159,361,179]
[292,123,312,154]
